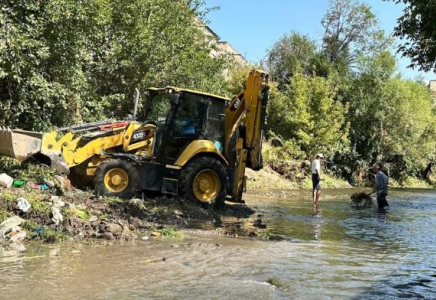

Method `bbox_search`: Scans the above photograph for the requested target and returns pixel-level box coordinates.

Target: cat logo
[230,94,244,111]
[132,131,146,141]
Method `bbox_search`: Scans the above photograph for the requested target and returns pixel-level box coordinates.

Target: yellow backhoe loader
[0,69,269,206]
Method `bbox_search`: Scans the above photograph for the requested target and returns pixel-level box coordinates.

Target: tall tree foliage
[347,58,436,178]
[322,0,388,69]
[387,0,436,72]
[264,0,436,180]
[0,0,228,130]
[267,70,349,157]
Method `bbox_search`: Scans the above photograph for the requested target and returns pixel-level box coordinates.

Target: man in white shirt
[311,153,324,206]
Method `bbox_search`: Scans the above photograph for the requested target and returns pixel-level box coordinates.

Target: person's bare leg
[315,190,321,204]
[313,203,320,216]
[312,189,317,206]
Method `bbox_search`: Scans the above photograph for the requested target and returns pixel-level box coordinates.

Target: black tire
[68,167,93,190]
[94,159,139,199]
[179,156,228,209]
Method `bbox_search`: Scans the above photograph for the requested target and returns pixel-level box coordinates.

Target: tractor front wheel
[179,157,228,208]
[94,159,139,199]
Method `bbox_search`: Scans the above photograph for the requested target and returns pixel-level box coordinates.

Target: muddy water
[1,189,436,299]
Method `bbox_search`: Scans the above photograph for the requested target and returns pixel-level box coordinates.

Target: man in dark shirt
[373,162,389,209]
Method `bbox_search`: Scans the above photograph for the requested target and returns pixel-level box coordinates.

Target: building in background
[199,23,248,66]
[429,80,436,98]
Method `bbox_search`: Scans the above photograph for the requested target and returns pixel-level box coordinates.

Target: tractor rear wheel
[179,156,228,208]
[94,159,139,199]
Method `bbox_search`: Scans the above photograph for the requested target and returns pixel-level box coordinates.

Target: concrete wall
[429,80,436,97]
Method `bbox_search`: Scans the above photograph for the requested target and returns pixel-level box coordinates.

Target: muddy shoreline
[0,180,285,251]
[0,159,428,251]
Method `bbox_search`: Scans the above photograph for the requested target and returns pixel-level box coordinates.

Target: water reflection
[311,204,322,240]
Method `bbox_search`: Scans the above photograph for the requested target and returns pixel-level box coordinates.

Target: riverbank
[0,183,266,249]
[1,154,435,250]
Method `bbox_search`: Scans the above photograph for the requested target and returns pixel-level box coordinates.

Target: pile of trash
[0,156,221,250]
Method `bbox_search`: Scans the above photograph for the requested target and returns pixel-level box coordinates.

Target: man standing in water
[373,162,389,209]
[311,153,324,207]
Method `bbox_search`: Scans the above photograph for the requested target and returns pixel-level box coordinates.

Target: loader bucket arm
[224,69,270,202]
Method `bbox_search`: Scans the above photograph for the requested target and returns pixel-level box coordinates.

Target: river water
[1,189,436,299]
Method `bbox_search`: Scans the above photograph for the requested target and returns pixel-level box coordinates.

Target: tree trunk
[422,163,433,179]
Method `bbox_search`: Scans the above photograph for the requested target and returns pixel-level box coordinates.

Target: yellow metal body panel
[231,138,247,201]
[147,87,230,102]
[174,140,228,167]
[122,123,138,150]
[223,69,269,202]
[60,123,155,168]
[85,155,109,176]
[224,69,269,156]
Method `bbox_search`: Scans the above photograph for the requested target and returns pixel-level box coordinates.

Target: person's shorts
[312,174,321,190]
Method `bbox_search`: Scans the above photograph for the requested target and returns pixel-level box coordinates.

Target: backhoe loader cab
[144,87,227,163]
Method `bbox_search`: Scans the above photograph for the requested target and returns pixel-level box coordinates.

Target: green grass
[101,196,124,204]
[0,210,14,223]
[27,197,51,215]
[158,227,185,239]
[22,222,68,243]
[0,156,22,175]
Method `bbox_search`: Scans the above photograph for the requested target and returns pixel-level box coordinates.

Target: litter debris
[16,197,31,213]
[8,228,27,243]
[40,183,50,191]
[51,207,63,225]
[12,180,25,188]
[50,196,65,225]
[0,216,25,240]
[141,236,149,241]
[0,173,14,188]
[27,182,40,190]
[69,205,89,220]
[50,196,65,208]
[150,231,161,237]
[45,180,55,188]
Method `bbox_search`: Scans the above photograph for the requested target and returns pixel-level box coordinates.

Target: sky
[205,0,435,82]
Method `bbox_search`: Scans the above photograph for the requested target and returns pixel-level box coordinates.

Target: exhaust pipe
[132,88,140,121]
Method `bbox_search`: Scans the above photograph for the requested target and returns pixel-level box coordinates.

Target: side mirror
[170,94,180,105]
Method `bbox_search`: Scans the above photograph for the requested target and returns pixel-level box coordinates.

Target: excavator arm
[224,69,269,201]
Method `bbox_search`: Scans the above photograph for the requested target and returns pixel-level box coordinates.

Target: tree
[0,0,228,130]
[322,0,388,68]
[388,0,436,72]
[266,32,317,85]
[346,51,436,178]
[267,69,349,158]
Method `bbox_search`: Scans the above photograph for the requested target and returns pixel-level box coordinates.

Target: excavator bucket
[0,127,43,161]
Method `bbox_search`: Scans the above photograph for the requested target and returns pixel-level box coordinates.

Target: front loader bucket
[0,128,43,161]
